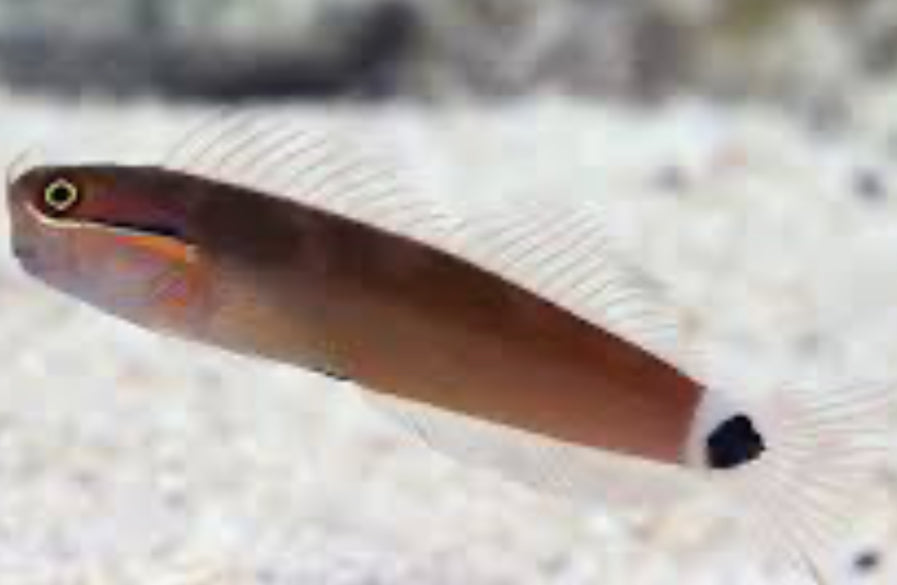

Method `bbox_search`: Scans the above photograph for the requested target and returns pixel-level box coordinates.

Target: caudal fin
[689,382,893,580]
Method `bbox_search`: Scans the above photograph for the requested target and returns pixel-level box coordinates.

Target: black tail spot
[705,414,766,470]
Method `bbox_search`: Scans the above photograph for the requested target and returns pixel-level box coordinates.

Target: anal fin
[367,389,703,509]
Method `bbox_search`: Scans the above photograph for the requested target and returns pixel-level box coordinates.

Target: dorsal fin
[164,111,694,371]
[165,110,458,246]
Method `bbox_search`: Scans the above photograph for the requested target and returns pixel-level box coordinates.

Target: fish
[5,113,892,580]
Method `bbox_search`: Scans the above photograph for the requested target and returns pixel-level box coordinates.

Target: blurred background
[1,1,897,584]
[1,0,896,106]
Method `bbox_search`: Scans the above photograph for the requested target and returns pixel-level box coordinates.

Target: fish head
[6,164,216,335]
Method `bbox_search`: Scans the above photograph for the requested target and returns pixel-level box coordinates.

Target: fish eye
[42,178,81,214]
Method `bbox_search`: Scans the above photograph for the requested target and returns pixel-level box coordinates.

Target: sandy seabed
[0,89,896,584]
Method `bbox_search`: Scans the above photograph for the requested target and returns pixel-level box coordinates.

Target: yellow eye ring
[43,178,81,213]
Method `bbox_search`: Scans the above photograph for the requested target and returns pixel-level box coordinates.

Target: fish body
[9,165,699,463]
[5,116,892,580]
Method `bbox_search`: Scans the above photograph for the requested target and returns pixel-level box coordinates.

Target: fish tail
[687,382,892,580]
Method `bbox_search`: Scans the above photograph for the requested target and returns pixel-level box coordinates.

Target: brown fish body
[180,174,701,463]
[7,166,699,462]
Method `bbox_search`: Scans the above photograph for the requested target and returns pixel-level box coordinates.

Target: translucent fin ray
[166,111,458,246]
[696,382,893,580]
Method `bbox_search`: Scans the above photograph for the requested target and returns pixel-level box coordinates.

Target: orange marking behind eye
[115,232,197,266]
